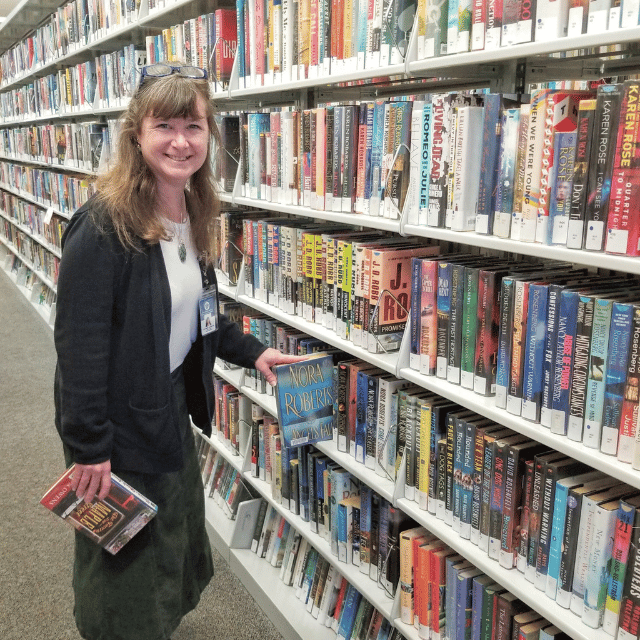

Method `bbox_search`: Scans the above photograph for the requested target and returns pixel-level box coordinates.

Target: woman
[53,63,300,640]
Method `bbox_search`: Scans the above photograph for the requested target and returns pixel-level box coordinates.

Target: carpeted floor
[0,268,285,640]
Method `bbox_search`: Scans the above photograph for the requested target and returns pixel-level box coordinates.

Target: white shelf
[204,495,237,563]
[0,181,69,220]
[399,499,612,640]
[0,234,57,291]
[0,255,54,331]
[229,548,336,640]
[232,195,403,233]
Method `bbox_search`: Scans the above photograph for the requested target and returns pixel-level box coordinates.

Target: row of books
[408,254,640,463]
[0,120,110,174]
[196,435,259,521]
[226,213,441,354]
[225,83,640,257]
[2,253,58,311]
[144,9,237,87]
[0,45,142,122]
[398,524,567,640]
[250,503,409,640]
[0,161,97,215]
[0,191,68,253]
[0,0,141,88]
[1,223,60,285]
[420,0,640,56]
[234,0,412,90]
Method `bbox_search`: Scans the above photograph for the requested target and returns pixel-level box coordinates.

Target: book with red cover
[41,464,157,555]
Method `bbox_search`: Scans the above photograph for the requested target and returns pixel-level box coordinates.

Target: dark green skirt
[69,367,214,640]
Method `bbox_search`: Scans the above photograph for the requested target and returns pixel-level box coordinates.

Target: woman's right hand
[71,460,112,503]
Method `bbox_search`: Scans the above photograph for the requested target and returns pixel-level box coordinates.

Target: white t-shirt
[160,219,201,372]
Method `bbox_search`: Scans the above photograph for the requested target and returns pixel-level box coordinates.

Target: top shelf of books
[3,0,640,101]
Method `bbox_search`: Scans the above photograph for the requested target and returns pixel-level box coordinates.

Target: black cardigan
[53,198,266,473]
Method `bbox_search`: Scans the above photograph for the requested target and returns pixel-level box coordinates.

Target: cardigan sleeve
[215,312,268,368]
[54,206,120,465]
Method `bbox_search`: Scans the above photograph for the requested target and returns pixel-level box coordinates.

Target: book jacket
[40,465,158,555]
[275,354,335,448]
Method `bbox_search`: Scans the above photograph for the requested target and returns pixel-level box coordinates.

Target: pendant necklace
[172,216,188,263]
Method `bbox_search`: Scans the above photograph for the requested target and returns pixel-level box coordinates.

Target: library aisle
[0,270,285,640]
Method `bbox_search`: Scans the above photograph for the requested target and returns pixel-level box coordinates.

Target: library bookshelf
[3,0,640,638]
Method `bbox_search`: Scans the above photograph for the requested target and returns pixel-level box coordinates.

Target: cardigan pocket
[127,402,179,455]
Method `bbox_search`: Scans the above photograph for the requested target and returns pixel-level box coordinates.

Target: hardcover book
[40,464,157,555]
[274,354,335,448]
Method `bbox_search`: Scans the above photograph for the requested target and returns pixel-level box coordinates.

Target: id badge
[199,286,218,336]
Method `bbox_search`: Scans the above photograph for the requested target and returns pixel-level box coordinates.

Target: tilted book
[40,464,157,555]
[275,353,335,448]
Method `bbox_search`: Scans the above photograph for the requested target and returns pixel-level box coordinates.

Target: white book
[407,100,426,226]
[375,376,412,478]
[535,0,570,40]
[587,0,611,32]
[450,106,484,232]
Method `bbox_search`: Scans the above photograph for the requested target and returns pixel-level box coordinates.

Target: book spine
[583,84,622,252]
[541,284,563,428]
[619,306,640,463]
[583,297,613,448]
[566,296,595,441]
[601,302,633,455]
[495,277,515,408]
[615,509,640,640]
[521,283,549,422]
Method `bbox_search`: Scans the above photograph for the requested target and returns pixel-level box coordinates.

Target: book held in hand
[274,354,336,448]
[40,465,158,555]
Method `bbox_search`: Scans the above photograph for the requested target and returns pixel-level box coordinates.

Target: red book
[606,80,640,256]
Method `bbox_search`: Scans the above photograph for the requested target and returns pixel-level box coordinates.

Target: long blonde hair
[94,72,220,265]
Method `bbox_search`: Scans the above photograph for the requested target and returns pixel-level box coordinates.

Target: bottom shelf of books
[0,243,55,330]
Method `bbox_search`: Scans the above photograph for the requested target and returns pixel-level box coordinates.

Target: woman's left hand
[254,348,309,387]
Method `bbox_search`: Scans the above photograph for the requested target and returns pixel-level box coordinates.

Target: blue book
[471,574,493,640]
[369,100,386,216]
[300,548,319,603]
[446,557,470,640]
[521,282,549,423]
[235,0,246,82]
[540,283,564,428]
[476,94,505,235]
[456,568,483,640]
[376,618,392,640]
[545,469,603,600]
[418,102,433,224]
[493,108,520,238]
[550,289,580,436]
[583,297,614,449]
[600,301,634,455]
[363,102,375,211]
[365,373,380,470]
[547,131,577,246]
[359,484,372,574]
[437,261,453,379]
[274,354,335,448]
[495,277,516,409]
[355,369,370,464]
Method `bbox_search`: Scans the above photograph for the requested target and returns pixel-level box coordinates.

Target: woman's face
[137,93,209,190]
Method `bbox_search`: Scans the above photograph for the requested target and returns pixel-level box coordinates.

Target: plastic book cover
[547,130,577,246]
[274,354,335,448]
[521,282,549,422]
[40,464,157,555]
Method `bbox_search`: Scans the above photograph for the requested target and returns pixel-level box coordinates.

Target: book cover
[274,354,335,448]
[40,464,157,555]
[619,306,640,464]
